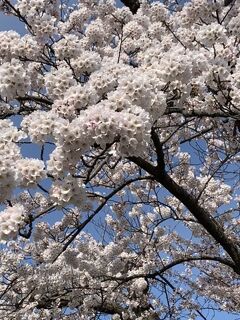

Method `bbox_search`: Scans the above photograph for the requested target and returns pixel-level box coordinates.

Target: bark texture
[121,0,140,13]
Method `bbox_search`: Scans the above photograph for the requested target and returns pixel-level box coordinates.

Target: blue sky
[0,1,240,319]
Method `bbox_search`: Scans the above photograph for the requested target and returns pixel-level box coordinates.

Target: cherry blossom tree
[0,0,240,319]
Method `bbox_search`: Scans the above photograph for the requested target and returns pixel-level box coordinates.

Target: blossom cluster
[52,83,99,119]
[50,175,88,208]
[0,120,24,202]
[0,59,31,99]
[15,158,46,187]
[0,31,20,61]
[0,205,27,241]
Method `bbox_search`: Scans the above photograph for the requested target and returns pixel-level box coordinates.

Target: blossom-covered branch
[0,0,240,319]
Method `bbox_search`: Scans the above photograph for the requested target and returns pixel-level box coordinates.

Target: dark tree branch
[106,256,236,283]
[224,0,235,6]
[121,0,140,14]
[52,175,154,262]
[164,106,240,119]
[17,95,53,106]
[2,0,33,31]
[129,134,240,273]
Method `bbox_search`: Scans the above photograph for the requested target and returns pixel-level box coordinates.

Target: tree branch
[17,95,53,106]
[164,106,240,119]
[52,175,154,262]
[120,0,140,14]
[129,135,240,273]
